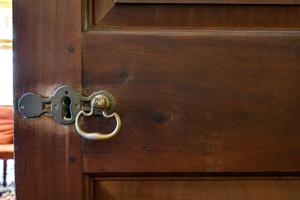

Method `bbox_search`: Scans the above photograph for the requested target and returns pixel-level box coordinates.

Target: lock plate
[18,86,116,124]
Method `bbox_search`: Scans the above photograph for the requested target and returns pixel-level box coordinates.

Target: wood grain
[82,31,300,173]
[92,177,300,200]
[93,0,114,25]
[15,0,300,198]
[90,3,300,29]
[115,0,300,4]
[14,0,82,199]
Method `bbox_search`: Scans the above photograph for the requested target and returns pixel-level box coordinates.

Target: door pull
[18,86,121,140]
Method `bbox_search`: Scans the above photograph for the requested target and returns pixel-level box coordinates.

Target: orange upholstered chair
[0,105,14,186]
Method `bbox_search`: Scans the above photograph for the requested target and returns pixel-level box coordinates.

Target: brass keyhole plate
[18,86,117,125]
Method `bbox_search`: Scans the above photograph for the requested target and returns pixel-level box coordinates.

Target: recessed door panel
[82,31,300,173]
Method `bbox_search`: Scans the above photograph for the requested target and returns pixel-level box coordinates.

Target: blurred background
[0,0,14,199]
[0,0,13,105]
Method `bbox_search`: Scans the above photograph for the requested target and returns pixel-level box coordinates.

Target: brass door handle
[18,86,121,141]
[75,95,121,140]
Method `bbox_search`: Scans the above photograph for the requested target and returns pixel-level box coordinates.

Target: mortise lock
[18,86,121,140]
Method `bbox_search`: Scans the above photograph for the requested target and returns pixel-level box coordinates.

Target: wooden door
[14,0,300,199]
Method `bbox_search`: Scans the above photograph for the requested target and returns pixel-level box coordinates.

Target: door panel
[89,3,300,29]
[89,177,300,200]
[115,0,300,3]
[15,0,300,199]
[82,32,300,172]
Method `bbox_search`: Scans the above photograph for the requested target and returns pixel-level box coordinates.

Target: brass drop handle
[75,95,121,140]
[18,86,122,141]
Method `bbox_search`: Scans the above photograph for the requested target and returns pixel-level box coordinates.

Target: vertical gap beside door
[0,0,14,199]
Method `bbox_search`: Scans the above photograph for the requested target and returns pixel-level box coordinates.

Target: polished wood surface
[115,0,300,4]
[92,177,300,200]
[90,4,300,29]
[15,0,300,199]
[82,31,300,173]
[14,0,82,199]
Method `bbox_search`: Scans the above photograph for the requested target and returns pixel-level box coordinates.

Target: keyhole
[62,96,72,121]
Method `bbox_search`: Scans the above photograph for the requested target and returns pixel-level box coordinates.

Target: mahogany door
[14,0,300,199]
